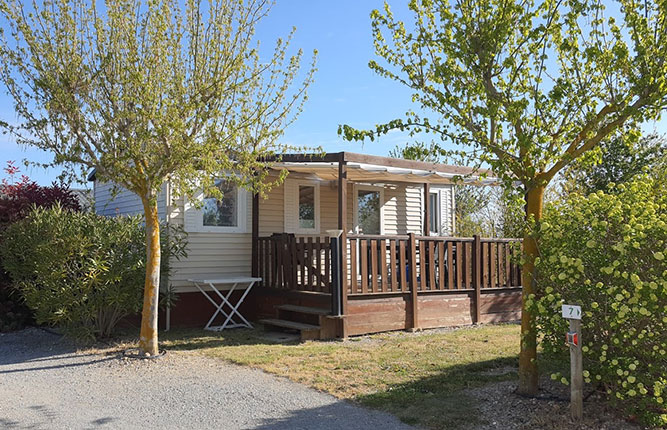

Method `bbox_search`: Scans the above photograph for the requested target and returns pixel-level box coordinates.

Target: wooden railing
[346,234,522,295]
[348,235,409,294]
[256,233,521,302]
[257,233,331,293]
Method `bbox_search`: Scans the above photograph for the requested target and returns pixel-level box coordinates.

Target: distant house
[70,188,93,212]
[89,152,522,339]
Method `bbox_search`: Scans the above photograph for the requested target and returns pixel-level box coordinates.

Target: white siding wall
[258,179,425,237]
[255,179,451,237]
[169,191,252,291]
[384,184,423,235]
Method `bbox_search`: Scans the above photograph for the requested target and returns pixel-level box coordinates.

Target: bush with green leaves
[530,174,666,426]
[0,205,186,340]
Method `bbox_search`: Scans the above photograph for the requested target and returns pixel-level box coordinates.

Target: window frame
[185,179,248,234]
[284,179,321,234]
[429,191,441,235]
[353,184,385,235]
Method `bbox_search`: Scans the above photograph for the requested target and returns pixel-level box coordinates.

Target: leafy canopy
[561,133,667,195]
[340,0,667,189]
[0,0,317,200]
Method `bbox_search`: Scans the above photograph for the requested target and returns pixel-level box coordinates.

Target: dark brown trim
[251,192,259,277]
[408,233,419,330]
[472,234,482,323]
[269,153,342,163]
[338,158,347,231]
[423,183,430,236]
[338,158,348,323]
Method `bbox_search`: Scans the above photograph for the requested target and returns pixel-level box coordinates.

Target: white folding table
[187,277,261,331]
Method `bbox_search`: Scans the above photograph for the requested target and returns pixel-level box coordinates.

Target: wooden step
[259,318,321,341]
[275,304,330,316]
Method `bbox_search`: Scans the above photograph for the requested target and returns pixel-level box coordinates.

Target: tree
[453,185,493,236]
[0,0,316,355]
[340,0,667,394]
[561,133,667,195]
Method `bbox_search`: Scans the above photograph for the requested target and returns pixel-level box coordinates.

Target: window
[184,178,247,233]
[203,179,238,227]
[298,185,316,229]
[429,191,440,234]
[285,179,320,233]
[354,185,384,235]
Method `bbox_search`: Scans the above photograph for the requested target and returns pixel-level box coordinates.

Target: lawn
[161,323,523,429]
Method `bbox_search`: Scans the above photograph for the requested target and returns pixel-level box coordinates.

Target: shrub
[531,174,666,427]
[0,205,186,340]
[0,161,81,226]
[0,161,84,331]
[0,288,32,332]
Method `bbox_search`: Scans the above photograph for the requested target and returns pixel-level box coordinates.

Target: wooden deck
[253,233,522,339]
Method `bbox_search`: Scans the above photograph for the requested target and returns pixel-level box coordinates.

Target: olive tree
[0,0,316,355]
[340,0,667,394]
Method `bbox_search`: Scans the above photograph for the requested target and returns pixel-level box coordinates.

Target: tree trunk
[517,184,544,396]
[139,195,161,356]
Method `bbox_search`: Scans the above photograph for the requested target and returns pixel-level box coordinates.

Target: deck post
[423,183,430,236]
[472,235,482,323]
[338,156,348,318]
[251,192,259,278]
[408,232,420,330]
[328,230,343,317]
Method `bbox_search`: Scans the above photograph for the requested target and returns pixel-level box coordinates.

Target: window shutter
[284,180,296,233]
[184,190,204,233]
[439,185,453,236]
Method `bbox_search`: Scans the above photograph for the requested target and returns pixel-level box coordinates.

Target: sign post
[562,304,583,421]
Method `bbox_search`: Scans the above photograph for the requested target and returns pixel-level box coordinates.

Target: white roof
[271,162,498,185]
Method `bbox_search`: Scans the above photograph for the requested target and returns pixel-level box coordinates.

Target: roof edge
[85,151,492,182]
[277,151,492,178]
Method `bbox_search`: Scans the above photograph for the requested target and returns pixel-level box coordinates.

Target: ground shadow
[0,328,77,366]
[0,410,116,429]
[251,401,412,430]
[352,357,521,429]
[158,326,308,351]
[248,357,523,430]
[0,328,119,372]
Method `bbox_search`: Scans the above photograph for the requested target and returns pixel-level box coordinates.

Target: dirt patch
[468,379,644,430]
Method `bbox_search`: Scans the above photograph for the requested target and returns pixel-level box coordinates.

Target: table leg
[194,282,232,330]
[193,281,257,331]
[220,282,255,329]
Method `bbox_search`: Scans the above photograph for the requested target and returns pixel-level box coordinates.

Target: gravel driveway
[0,328,414,430]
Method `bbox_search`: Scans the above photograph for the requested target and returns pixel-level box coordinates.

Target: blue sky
[1,0,665,185]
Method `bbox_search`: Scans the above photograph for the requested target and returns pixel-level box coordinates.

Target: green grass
[160,324,525,429]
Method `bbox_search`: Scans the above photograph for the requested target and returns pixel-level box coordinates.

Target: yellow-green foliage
[0,205,186,340]
[532,175,666,426]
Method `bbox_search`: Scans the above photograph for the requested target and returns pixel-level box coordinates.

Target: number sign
[562,304,582,320]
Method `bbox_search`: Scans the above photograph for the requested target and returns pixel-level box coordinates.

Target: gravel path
[0,328,414,430]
